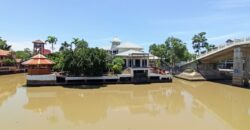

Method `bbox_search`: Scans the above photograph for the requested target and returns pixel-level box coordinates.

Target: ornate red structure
[22,54,54,75]
[33,40,51,55]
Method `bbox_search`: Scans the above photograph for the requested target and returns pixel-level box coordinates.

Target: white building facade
[109,37,158,68]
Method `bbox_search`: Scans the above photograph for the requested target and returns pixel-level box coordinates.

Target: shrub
[111,57,125,74]
[2,58,16,66]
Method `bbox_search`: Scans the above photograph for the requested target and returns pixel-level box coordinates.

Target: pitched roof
[0,49,11,56]
[32,54,47,59]
[149,53,160,60]
[116,42,143,49]
[22,54,54,65]
[116,49,148,56]
[32,40,45,44]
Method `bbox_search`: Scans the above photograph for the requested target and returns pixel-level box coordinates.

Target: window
[113,50,118,54]
[142,59,147,67]
[135,59,140,67]
[129,59,133,67]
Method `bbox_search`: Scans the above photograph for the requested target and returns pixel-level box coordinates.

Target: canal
[0,73,250,130]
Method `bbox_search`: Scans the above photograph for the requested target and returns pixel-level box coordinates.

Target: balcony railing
[185,37,250,65]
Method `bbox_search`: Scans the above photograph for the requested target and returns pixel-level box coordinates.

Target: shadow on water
[24,82,154,89]
[23,84,108,89]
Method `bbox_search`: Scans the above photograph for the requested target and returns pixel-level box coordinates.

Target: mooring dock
[26,73,172,86]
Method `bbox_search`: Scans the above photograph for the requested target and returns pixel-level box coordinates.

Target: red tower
[32,40,51,55]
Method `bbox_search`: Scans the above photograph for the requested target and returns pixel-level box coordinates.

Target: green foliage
[45,36,57,52]
[192,32,217,54]
[15,48,32,61]
[0,37,11,50]
[2,58,15,66]
[192,32,208,54]
[149,37,192,66]
[111,57,125,74]
[59,41,70,52]
[56,38,109,76]
[205,44,216,51]
[47,52,64,72]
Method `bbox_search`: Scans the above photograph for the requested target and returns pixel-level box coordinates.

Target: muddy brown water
[0,73,250,130]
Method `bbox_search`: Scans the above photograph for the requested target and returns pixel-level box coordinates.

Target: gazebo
[22,54,54,75]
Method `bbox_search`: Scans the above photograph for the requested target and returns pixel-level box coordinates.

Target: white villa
[108,37,159,68]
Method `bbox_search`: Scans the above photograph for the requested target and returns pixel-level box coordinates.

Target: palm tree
[0,37,11,50]
[59,41,70,51]
[45,36,58,52]
[192,32,208,55]
[70,38,80,50]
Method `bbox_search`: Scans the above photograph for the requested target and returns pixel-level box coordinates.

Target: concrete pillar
[126,58,129,68]
[243,49,250,87]
[140,59,142,67]
[147,59,149,67]
[232,47,249,87]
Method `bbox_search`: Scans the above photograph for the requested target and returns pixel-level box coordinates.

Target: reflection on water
[0,74,250,130]
[0,74,25,106]
[24,84,185,124]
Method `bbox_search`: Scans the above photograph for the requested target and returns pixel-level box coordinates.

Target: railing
[185,37,250,65]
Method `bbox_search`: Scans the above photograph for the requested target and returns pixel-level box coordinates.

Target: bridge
[180,37,250,87]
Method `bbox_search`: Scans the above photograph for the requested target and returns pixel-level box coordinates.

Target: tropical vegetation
[48,38,109,76]
[149,36,193,67]
[192,32,216,54]
[2,58,16,66]
[15,48,32,61]
[0,37,11,50]
[45,36,58,52]
[111,57,125,74]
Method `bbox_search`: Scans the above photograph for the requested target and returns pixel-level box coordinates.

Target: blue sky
[1,0,250,52]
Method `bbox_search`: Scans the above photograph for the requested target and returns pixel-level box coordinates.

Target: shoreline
[25,74,173,86]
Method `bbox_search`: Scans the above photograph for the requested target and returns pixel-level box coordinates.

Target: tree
[111,57,125,74]
[0,37,11,50]
[59,41,70,52]
[45,36,57,52]
[192,32,208,55]
[149,43,168,67]
[165,37,189,66]
[149,36,192,67]
[15,48,32,61]
[48,52,64,71]
[59,38,108,76]
[204,44,216,51]
[2,58,16,66]
[82,48,108,76]
[70,38,80,50]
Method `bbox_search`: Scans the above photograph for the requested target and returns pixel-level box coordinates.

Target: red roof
[22,54,54,65]
[43,49,51,55]
[0,49,11,56]
[32,54,47,59]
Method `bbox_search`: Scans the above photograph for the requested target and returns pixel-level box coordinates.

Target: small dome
[111,37,121,43]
